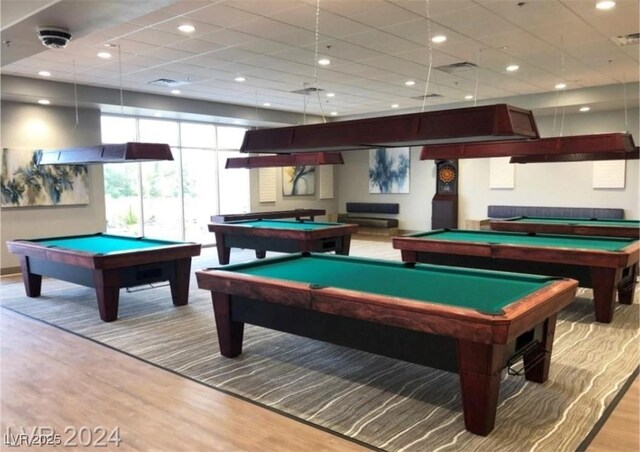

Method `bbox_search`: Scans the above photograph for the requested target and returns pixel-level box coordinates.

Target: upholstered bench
[338,202,400,235]
[488,205,625,219]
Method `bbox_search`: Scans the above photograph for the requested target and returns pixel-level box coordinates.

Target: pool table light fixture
[421,132,636,162]
[36,142,174,165]
[225,152,344,169]
[510,145,639,163]
[239,104,539,154]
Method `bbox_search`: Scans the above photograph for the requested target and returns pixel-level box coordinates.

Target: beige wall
[1,101,105,270]
[336,108,639,230]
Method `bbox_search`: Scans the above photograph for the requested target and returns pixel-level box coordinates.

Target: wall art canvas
[283,165,315,196]
[1,148,89,207]
[369,147,410,194]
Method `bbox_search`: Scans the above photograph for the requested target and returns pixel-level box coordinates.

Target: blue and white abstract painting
[368,147,410,194]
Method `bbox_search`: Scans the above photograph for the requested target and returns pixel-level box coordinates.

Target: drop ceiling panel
[348,4,420,28]
[343,30,424,54]
[125,28,185,47]
[183,4,261,28]
[231,18,302,39]
[481,1,578,27]
[167,38,224,55]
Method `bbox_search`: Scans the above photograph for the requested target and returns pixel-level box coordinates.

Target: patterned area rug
[1,240,638,451]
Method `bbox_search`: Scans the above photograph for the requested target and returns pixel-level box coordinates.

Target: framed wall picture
[282,165,316,196]
[369,147,410,194]
[1,148,89,207]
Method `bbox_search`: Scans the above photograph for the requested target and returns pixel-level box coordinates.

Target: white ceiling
[1,0,638,119]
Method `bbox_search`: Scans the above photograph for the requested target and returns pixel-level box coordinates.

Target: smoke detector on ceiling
[37,26,72,49]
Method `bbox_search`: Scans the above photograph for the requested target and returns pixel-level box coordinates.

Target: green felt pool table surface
[407,229,635,251]
[219,253,560,314]
[32,234,188,254]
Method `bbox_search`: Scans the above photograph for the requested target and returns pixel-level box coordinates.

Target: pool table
[6,233,201,322]
[209,219,358,265]
[393,229,639,323]
[490,216,640,238]
[210,208,325,223]
[196,253,577,435]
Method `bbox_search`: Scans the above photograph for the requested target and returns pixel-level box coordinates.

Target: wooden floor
[2,308,637,451]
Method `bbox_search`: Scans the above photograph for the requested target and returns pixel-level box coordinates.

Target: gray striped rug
[1,238,638,451]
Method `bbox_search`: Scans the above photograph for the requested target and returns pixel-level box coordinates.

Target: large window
[101,116,249,244]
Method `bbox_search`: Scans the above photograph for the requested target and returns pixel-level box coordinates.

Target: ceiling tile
[183,4,261,27]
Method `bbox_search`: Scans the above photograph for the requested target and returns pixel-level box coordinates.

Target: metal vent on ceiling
[291,86,325,95]
[611,32,639,46]
[147,78,189,87]
[435,62,478,73]
[411,93,443,100]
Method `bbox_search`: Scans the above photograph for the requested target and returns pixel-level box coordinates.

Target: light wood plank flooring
[0,309,366,451]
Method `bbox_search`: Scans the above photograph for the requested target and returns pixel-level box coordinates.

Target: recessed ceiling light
[330,111,338,116]
[97,51,112,59]
[404,80,416,86]
[318,58,331,66]
[391,104,399,109]
[234,76,246,82]
[178,24,196,33]
[579,106,591,112]
[596,1,616,10]
[464,95,474,100]
[37,99,50,105]
[432,35,447,43]
[326,92,335,97]
[263,102,271,107]
[506,64,519,72]
[171,89,181,95]
[555,83,567,89]
[38,70,51,77]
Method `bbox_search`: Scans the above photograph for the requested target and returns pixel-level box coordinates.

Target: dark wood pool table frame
[6,233,201,322]
[196,256,577,435]
[210,208,325,223]
[393,231,639,323]
[209,220,358,265]
[490,217,640,238]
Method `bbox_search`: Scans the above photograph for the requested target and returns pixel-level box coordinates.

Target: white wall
[336,108,639,230]
[249,167,339,219]
[459,109,640,223]
[336,147,434,230]
[1,101,105,270]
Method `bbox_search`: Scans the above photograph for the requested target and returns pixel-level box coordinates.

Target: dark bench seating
[338,202,400,235]
[488,205,625,219]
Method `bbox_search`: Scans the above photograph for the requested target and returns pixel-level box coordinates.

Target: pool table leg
[211,293,244,358]
[523,314,556,383]
[169,258,192,306]
[617,263,638,305]
[336,235,352,255]
[215,233,231,265]
[92,269,120,322]
[456,341,505,436]
[19,256,42,297]
[590,267,622,323]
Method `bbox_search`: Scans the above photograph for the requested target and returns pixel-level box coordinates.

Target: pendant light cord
[421,0,433,112]
[313,0,326,122]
